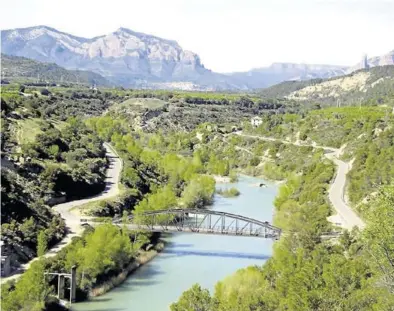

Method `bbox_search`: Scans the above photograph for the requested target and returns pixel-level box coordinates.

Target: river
[73,175,278,311]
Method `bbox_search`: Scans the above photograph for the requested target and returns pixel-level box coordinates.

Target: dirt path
[1,143,122,284]
[234,132,365,230]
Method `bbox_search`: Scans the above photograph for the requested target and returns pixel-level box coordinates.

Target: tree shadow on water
[161,249,270,260]
[110,264,165,292]
[166,242,194,248]
[114,279,160,292]
[89,297,113,302]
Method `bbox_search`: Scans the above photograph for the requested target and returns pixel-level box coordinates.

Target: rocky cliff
[348,50,394,73]
[1,26,227,89]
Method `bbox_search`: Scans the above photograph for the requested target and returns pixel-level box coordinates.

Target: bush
[249,156,260,166]
[229,171,238,182]
[216,187,240,197]
[40,88,51,96]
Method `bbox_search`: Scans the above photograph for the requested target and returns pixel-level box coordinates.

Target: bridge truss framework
[113,209,282,239]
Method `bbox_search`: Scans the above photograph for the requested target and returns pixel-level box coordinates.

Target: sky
[1,0,393,72]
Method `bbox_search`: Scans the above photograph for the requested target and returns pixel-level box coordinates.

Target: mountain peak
[1,25,208,88]
[111,27,180,48]
[114,27,135,35]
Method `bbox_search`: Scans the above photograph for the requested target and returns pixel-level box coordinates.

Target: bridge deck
[84,222,279,239]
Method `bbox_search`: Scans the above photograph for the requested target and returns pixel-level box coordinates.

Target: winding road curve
[1,143,122,284]
[234,132,365,230]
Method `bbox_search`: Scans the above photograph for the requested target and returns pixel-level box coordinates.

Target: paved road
[234,132,365,230]
[324,152,365,230]
[1,143,122,283]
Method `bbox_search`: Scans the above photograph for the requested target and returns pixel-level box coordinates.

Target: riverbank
[237,168,286,186]
[212,175,231,183]
[89,241,165,298]
[72,175,277,311]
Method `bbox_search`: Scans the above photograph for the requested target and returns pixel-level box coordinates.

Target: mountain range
[348,50,394,73]
[1,25,393,90]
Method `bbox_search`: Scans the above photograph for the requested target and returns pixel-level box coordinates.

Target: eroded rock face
[348,50,394,73]
[1,25,356,90]
[1,26,211,87]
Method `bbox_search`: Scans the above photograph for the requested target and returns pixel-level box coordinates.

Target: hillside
[104,91,296,133]
[1,108,107,267]
[257,78,325,98]
[257,65,394,106]
[1,54,111,86]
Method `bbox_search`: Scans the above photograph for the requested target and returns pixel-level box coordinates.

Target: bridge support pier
[58,275,65,299]
[45,265,77,304]
[70,265,77,303]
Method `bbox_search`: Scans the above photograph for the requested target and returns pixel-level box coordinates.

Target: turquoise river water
[73,175,278,311]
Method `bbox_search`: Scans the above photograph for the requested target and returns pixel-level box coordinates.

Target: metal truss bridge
[83,209,282,240]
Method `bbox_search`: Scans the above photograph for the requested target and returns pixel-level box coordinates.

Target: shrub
[216,187,240,197]
[40,88,50,96]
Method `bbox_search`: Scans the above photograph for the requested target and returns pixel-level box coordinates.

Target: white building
[251,116,263,127]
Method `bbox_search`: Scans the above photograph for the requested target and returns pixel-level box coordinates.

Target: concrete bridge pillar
[70,266,77,303]
[58,275,65,299]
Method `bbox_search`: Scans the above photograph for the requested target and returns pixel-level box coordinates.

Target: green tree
[170,284,212,311]
[1,260,52,311]
[249,156,260,167]
[214,266,268,311]
[363,185,394,294]
[21,142,40,158]
[37,230,47,257]
[181,175,215,208]
[48,144,60,160]
[65,224,133,289]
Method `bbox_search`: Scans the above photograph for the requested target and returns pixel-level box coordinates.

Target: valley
[1,75,393,310]
[1,18,394,311]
